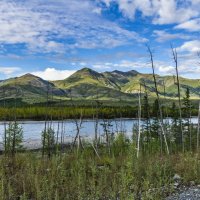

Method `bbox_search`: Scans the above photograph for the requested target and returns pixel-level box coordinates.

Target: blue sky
[0,0,200,80]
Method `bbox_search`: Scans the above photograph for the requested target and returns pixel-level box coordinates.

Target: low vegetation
[0,143,200,199]
[0,47,200,199]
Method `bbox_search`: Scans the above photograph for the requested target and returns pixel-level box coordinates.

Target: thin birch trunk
[3,86,7,153]
[12,78,17,157]
[197,101,200,151]
[171,45,184,152]
[137,85,142,158]
[146,45,169,155]
[42,82,49,157]
[197,52,200,152]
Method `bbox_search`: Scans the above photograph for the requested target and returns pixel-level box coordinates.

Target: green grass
[0,144,200,199]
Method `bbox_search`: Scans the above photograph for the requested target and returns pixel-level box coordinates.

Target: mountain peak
[78,67,98,74]
[80,67,92,71]
[74,67,101,77]
[20,73,39,79]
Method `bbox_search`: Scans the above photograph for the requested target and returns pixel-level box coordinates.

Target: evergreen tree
[41,127,55,158]
[171,102,181,146]
[4,122,23,155]
[183,87,191,127]
[142,93,151,145]
[150,99,160,139]
[183,87,192,150]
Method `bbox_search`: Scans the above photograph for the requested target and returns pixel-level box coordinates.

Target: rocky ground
[166,174,200,199]
[166,186,200,199]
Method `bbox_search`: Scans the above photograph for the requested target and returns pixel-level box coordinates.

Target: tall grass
[0,142,200,199]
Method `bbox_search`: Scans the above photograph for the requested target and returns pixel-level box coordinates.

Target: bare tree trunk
[42,82,49,157]
[197,102,200,151]
[12,78,17,157]
[72,110,83,151]
[189,100,192,152]
[146,45,169,155]
[60,119,64,155]
[197,52,200,152]
[171,45,184,152]
[3,86,7,154]
[93,95,100,149]
[137,85,142,158]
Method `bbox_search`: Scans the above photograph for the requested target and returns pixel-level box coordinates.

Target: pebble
[173,174,181,181]
[166,187,200,200]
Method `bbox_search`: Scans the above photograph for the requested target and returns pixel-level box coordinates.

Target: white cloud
[153,30,191,42]
[32,68,76,80]
[0,67,21,75]
[152,0,197,25]
[0,0,146,54]
[175,18,200,32]
[177,40,200,53]
[92,7,102,15]
[101,0,200,25]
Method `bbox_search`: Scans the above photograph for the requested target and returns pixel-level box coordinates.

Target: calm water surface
[0,118,198,142]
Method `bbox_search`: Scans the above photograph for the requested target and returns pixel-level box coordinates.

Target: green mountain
[0,67,200,104]
[0,73,65,103]
[53,68,134,100]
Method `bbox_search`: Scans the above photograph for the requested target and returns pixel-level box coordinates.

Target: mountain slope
[54,68,120,89]
[121,74,200,98]
[54,68,200,99]
[0,67,200,104]
[53,68,134,100]
[0,73,65,103]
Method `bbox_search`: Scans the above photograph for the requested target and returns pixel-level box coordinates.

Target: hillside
[0,67,199,104]
[0,73,65,104]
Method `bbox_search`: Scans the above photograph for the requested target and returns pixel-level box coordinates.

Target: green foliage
[0,146,199,199]
[41,127,56,157]
[4,122,23,154]
[112,133,130,156]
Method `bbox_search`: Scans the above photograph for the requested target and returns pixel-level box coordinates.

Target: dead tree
[146,45,169,155]
[171,45,184,152]
[197,52,200,151]
[93,93,102,149]
[12,78,17,157]
[137,84,142,158]
[42,82,50,157]
[69,89,83,151]
[3,86,7,154]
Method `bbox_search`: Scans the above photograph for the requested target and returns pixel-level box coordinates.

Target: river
[0,118,198,149]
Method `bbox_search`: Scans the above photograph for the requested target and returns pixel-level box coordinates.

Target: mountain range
[0,67,199,104]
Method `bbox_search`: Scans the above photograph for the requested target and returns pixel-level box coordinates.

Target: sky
[0,0,200,80]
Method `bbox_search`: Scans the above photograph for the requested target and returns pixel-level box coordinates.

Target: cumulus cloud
[32,68,76,81]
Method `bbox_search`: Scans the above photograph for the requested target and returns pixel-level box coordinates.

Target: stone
[190,181,195,186]
[173,174,181,181]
